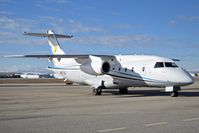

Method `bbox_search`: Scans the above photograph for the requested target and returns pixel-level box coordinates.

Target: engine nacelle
[80,61,110,76]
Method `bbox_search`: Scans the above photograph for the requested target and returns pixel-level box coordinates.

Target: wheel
[119,88,128,94]
[170,90,179,97]
[92,87,102,95]
[96,88,102,95]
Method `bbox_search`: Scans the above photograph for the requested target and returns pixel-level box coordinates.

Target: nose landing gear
[166,86,180,97]
[170,87,180,97]
[170,90,179,97]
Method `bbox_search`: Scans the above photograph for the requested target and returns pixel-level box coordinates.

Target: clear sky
[0,0,199,72]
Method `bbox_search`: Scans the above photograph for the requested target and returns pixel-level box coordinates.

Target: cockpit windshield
[165,62,178,67]
[154,62,164,68]
[154,62,178,68]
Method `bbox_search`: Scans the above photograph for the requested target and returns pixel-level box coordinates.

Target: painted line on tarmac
[98,127,126,132]
[182,117,199,122]
[144,122,168,127]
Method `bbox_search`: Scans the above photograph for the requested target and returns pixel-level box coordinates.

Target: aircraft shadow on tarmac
[103,88,199,97]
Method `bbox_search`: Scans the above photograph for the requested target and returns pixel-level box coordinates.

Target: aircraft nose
[167,68,194,86]
[180,69,194,85]
[184,75,194,84]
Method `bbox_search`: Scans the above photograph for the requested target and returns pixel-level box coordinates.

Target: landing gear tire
[170,90,179,97]
[119,88,128,94]
[92,87,102,95]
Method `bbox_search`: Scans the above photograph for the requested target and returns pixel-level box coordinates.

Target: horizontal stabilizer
[23,31,73,38]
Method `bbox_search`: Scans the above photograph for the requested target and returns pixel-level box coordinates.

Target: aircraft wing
[4,54,114,59]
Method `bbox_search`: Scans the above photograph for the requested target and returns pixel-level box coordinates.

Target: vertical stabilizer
[47,30,65,55]
[23,30,73,67]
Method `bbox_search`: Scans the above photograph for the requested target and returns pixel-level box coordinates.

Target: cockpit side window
[154,62,164,68]
[165,62,178,67]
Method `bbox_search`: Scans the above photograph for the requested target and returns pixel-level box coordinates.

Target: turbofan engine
[80,61,110,76]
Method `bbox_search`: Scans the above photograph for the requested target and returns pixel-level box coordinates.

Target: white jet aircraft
[7,30,194,97]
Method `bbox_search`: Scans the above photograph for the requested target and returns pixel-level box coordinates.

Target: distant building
[0,72,54,79]
[20,73,40,79]
[19,72,54,79]
[0,72,20,78]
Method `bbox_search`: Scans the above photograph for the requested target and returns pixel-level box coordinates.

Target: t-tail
[23,30,73,55]
[23,30,73,67]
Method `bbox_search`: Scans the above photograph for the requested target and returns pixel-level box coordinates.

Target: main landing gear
[92,87,102,95]
[92,81,105,95]
[119,88,128,94]
[92,87,129,95]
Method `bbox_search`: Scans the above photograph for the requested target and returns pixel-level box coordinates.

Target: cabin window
[165,62,178,67]
[154,62,164,68]
[142,67,145,72]
[118,67,121,71]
